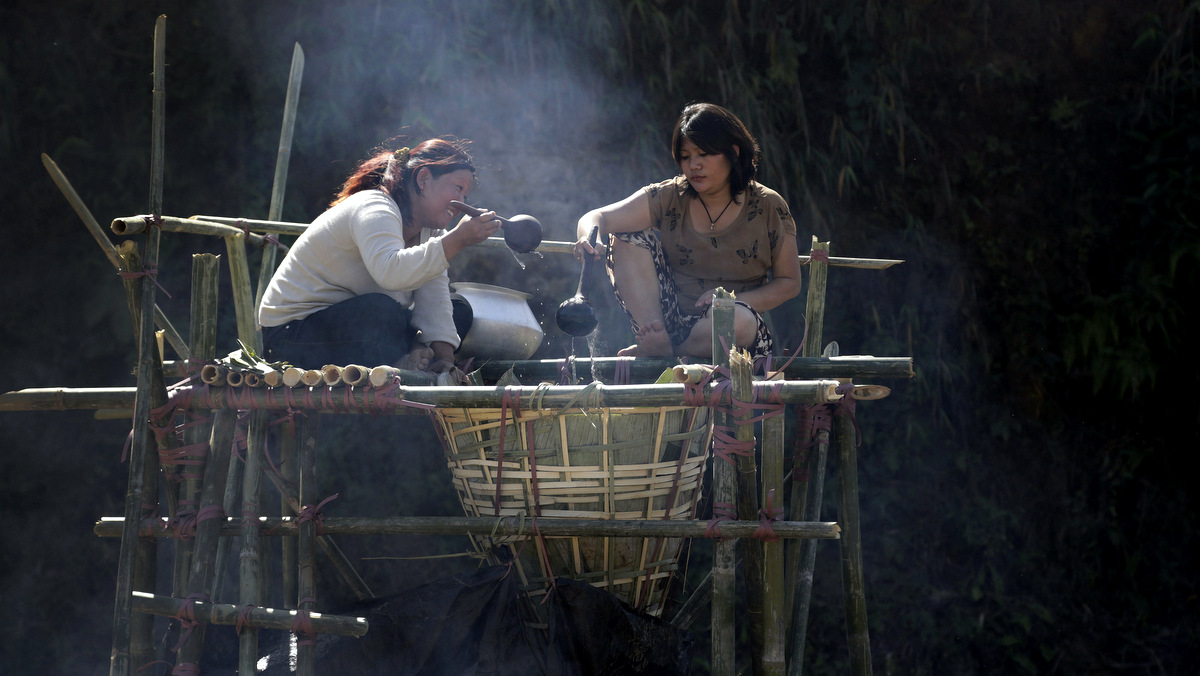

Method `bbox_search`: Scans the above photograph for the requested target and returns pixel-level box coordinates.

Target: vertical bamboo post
[239,410,269,674]
[224,233,259,353]
[174,409,237,670]
[761,376,787,675]
[786,238,830,676]
[175,254,220,598]
[116,243,165,672]
[253,42,305,313]
[731,347,766,674]
[110,17,166,676]
[836,405,873,676]
[297,416,321,675]
[710,288,737,676]
[280,424,298,608]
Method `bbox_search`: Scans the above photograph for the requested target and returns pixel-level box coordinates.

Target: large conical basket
[432,400,712,616]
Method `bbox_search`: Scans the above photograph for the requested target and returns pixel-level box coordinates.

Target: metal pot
[450,282,543,360]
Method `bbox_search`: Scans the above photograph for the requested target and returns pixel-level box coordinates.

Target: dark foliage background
[1,1,1197,674]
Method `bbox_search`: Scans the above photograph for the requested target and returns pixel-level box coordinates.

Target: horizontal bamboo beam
[476,355,914,382]
[131,591,368,637]
[111,215,269,248]
[1,379,842,413]
[97,515,841,540]
[188,215,904,267]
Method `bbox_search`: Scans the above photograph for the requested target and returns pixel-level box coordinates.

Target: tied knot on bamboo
[236,604,257,636]
[297,493,338,536]
[754,488,783,542]
[291,597,318,646]
[118,265,172,299]
[705,502,737,540]
[171,593,208,652]
[834,382,862,446]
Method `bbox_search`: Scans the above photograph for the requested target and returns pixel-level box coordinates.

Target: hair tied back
[393,147,411,164]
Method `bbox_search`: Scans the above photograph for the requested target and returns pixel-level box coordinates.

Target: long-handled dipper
[554,225,600,337]
[449,200,543,253]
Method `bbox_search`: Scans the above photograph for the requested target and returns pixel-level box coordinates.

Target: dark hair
[671,103,760,197]
[330,137,475,211]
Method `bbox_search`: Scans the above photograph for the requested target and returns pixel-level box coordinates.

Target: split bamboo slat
[110,17,166,676]
[297,416,320,676]
[838,406,873,675]
[239,409,268,674]
[131,591,367,638]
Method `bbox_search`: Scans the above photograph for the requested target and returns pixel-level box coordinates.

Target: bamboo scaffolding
[837,409,873,676]
[710,291,738,676]
[96,515,841,540]
[110,18,166,676]
[131,592,368,637]
[1,380,845,412]
[731,347,770,675]
[112,215,271,248]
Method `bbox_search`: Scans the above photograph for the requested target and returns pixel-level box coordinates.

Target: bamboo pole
[787,239,832,676]
[762,373,787,674]
[239,410,268,674]
[41,154,190,360]
[297,416,320,675]
[710,289,737,676]
[253,42,304,313]
[224,233,261,351]
[112,215,270,248]
[731,347,770,675]
[131,591,368,637]
[110,17,165,676]
[175,408,236,670]
[175,254,220,599]
[97,515,841,540]
[836,407,873,675]
[115,243,165,671]
[1,379,845,412]
[477,355,913,384]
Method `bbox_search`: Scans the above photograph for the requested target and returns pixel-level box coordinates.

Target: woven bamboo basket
[432,399,712,616]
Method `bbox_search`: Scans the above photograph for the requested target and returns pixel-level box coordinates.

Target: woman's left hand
[695,289,718,308]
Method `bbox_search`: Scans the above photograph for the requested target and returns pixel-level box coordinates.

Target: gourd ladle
[554,225,600,337]
[449,200,543,254]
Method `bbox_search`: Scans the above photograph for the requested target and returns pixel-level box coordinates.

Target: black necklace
[700,196,735,231]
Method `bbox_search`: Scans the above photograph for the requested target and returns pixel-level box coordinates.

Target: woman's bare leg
[674,304,759,359]
[609,237,675,356]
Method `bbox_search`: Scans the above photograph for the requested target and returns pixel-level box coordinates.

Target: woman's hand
[695,289,718,308]
[573,231,605,262]
[443,212,502,260]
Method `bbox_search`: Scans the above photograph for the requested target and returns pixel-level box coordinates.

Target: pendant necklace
[701,196,735,231]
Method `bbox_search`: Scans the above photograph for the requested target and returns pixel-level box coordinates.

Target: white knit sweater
[257,189,460,348]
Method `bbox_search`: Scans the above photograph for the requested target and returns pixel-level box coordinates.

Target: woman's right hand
[443,212,502,260]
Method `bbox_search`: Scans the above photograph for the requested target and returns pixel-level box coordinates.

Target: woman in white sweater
[258,138,500,372]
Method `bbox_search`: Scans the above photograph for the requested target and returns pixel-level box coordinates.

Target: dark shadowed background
[1,1,1197,674]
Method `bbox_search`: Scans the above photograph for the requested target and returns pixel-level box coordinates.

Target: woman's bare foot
[396,345,435,371]
[617,320,675,357]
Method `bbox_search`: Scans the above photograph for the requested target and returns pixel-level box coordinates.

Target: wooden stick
[253,42,305,313]
[97,515,841,540]
[110,18,165,676]
[131,591,367,637]
[710,290,737,676]
[837,407,873,676]
[40,153,189,361]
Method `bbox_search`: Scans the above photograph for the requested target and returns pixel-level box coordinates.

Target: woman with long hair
[258,137,500,372]
[574,103,801,363]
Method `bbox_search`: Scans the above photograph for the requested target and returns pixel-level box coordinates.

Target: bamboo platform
[3,16,914,676]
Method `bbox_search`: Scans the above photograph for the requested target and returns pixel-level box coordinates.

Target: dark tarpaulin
[206,565,693,675]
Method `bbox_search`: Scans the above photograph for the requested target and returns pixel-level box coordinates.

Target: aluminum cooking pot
[450,282,543,360]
